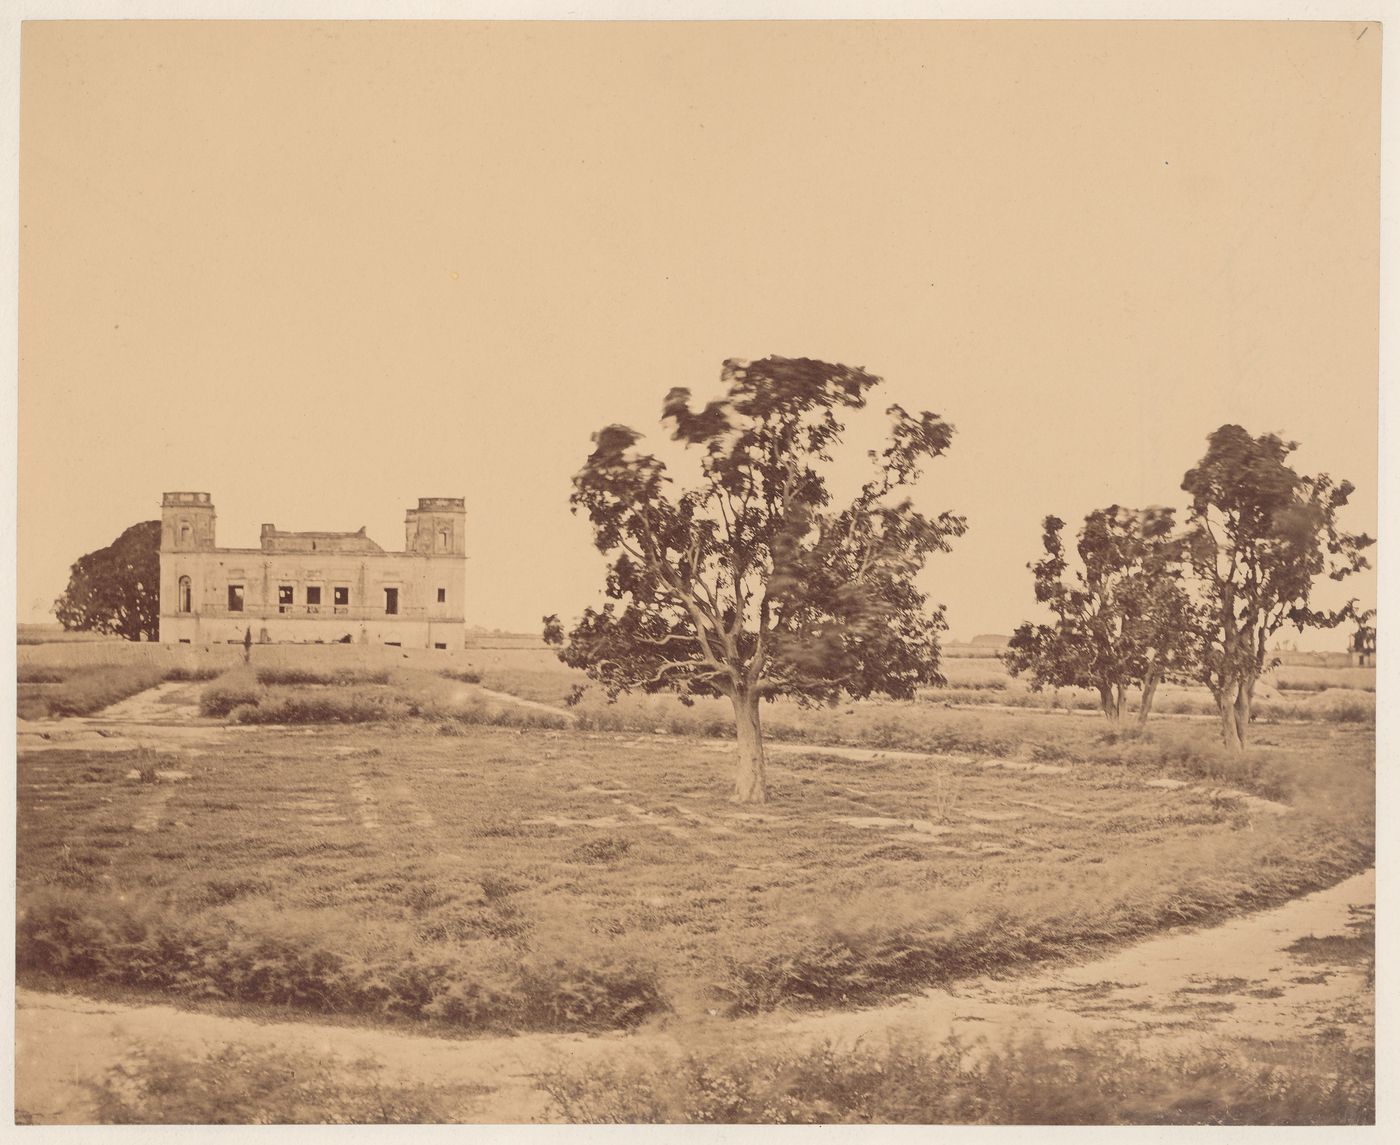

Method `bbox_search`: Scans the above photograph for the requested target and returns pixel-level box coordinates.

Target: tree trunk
[1137,666,1160,728]
[1218,677,1243,751]
[1233,673,1255,747]
[1098,685,1125,725]
[731,689,768,804]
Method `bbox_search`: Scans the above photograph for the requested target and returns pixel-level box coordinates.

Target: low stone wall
[17,640,471,674]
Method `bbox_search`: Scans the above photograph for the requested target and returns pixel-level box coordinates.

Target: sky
[17,20,1380,646]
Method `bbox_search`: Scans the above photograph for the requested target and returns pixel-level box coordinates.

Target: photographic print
[11,10,1381,1128]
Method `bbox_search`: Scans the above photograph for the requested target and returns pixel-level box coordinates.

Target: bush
[200,671,263,718]
[254,667,391,686]
[17,890,667,1034]
[163,666,224,682]
[541,1032,1374,1125]
[88,1042,481,1124]
[231,688,411,725]
[438,668,483,684]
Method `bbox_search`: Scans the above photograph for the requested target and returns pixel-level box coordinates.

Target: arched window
[179,523,192,546]
[177,576,192,613]
[438,527,450,550]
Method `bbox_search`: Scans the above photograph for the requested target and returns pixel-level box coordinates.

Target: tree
[1003,506,1194,725]
[544,356,967,803]
[1350,607,1376,667]
[53,520,161,641]
[1181,426,1373,749]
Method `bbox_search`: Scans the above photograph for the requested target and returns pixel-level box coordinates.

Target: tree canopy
[1181,425,1372,748]
[545,356,966,803]
[1004,506,1194,725]
[54,520,162,642]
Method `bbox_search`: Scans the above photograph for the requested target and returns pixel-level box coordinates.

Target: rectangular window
[434,642,447,650]
[278,585,294,613]
[228,585,244,612]
[384,587,399,615]
[385,641,401,648]
[333,586,350,614]
[437,587,446,603]
[306,586,322,613]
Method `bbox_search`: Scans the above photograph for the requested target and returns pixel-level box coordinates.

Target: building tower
[404,497,467,556]
[161,491,216,552]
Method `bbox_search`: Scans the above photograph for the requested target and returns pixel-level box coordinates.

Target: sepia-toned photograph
[8,6,1385,1130]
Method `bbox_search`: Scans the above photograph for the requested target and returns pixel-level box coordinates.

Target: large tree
[53,520,161,641]
[545,356,967,803]
[1004,506,1195,725]
[1182,425,1372,749]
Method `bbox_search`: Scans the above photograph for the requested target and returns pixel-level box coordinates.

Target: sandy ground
[15,868,1373,1124]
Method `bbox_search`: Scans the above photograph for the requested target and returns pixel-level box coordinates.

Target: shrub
[87,1043,481,1124]
[231,688,411,725]
[540,1032,1374,1125]
[163,666,224,682]
[438,668,483,684]
[254,667,391,686]
[17,890,668,1035]
[200,671,263,718]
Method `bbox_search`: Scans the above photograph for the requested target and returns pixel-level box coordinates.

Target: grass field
[17,704,1373,1034]
[13,637,1376,1123]
[445,640,1376,725]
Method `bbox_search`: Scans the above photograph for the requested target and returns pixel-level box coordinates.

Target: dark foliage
[54,520,162,641]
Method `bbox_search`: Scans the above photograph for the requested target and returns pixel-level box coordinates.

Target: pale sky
[18,20,1380,645]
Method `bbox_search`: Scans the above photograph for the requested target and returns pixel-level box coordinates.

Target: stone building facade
[158,492,467,649]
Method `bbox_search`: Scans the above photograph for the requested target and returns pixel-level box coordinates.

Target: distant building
[158,492,467,649]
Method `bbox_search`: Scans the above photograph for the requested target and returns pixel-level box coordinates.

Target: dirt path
[16,681,230,755]
[473,686,577,722]
[15,868,1373,1124]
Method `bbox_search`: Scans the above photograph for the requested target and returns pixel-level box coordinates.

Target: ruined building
[158,492,467,648]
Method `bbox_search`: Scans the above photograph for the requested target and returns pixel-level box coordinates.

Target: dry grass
[17,665,168,720]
